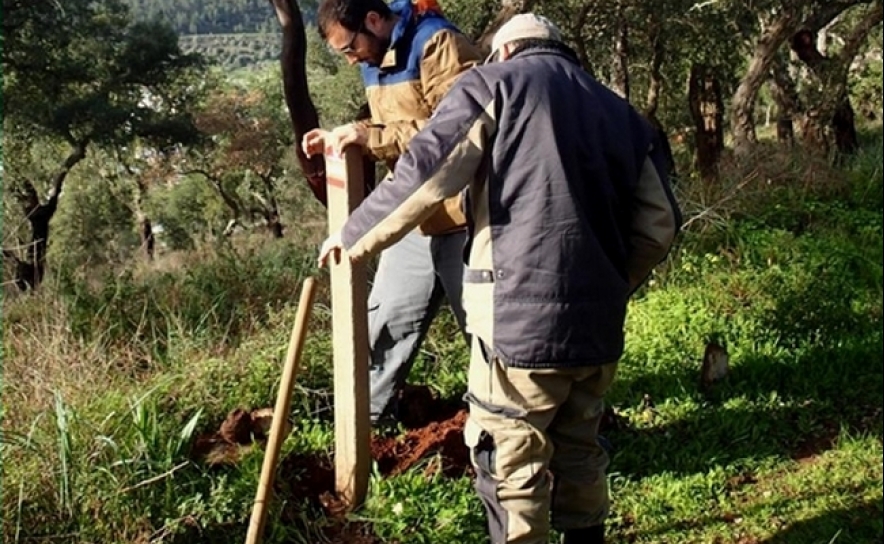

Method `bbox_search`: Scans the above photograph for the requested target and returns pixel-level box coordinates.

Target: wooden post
[325,146,371,509]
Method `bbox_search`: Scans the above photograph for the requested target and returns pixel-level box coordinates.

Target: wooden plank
[325,146,371,509]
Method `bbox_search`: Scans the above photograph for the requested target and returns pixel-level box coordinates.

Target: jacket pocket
[418,194,467,236]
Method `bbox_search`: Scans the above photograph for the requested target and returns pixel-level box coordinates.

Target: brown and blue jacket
[357,0,482,235]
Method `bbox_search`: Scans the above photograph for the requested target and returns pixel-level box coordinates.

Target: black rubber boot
[562,524,605,544]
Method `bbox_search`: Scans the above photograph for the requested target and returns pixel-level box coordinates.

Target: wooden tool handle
[245,276,318,544]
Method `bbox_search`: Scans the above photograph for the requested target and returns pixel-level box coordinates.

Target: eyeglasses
[336,22,364,55]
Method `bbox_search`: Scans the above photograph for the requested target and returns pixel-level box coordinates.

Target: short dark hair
[316,0,393,39]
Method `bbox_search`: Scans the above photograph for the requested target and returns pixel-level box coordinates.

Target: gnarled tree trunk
[4,140,88,290]
[791,29,859,154]
[688,64,724,182]
[790,0,881,155]
[731,12,802,155]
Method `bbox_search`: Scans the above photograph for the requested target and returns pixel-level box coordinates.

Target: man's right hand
[302,128,330,158]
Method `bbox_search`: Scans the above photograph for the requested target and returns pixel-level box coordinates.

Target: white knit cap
[487,13,563,62]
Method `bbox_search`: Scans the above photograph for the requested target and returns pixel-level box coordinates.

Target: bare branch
[837,0,883,65]
[181,168,220,182]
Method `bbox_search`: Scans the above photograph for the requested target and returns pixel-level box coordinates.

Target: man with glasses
[302,0,482,426]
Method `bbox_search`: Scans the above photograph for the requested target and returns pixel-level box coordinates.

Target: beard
[361,30,392,67]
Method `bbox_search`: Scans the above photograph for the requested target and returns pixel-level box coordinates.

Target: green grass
[2,130,882,543]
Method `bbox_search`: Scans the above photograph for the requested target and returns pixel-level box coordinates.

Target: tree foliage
[2,0,208,288]
[3,0,881,283]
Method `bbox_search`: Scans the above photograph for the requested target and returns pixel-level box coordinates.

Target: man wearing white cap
[319,12,681,544]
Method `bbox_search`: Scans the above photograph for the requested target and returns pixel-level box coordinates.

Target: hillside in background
[178,33,282,70]
[124,0,317,34]
[126,0,319,69]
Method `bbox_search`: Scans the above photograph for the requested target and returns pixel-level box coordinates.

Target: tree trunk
[3,250,38,292]
[641,24,672,174]
[609,13,630,100]
[791,28,860,155]
[270,0,327,204]
[134,178,155,261]
[644,26,664,125]
[688,64,724,182]
[256,174,286,239]
[8,194,56,290]
[8,141,88,290]
[731,12,801,155]
[567,2,599,77]
[791,1,881,155]
[769,52,802,146]
[268,212,285,239]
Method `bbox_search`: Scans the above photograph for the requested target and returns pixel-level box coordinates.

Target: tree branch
[2,249,24,267]
[837,0,883,65]
[185,168,243,219]
[181,168,219,182]
[46,139,89,212]
[802,0,867,32]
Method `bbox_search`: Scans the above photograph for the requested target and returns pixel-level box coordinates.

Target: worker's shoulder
[410,15,474,54]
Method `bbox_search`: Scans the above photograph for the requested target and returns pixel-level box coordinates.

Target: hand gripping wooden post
[325,146,371,509]
[245,276,317,544]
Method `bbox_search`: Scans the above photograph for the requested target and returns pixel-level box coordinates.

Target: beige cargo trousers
[464,337,618,544]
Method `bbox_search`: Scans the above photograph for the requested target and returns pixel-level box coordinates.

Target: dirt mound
[190,407,289,466]
[189,391,623,542]
[370,385,471,476]
[272,387,471,544]
[189,391,470,542]
[372,408,470,476]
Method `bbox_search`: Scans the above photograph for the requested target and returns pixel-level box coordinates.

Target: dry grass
[676,142,853,234]
[2,292,139,433]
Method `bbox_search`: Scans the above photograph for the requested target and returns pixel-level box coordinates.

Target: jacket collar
[379,1,413,69]
[388,0,414,48]
[508,45,580,66]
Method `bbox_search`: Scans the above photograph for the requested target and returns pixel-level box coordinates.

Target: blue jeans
[366,228,468,423]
